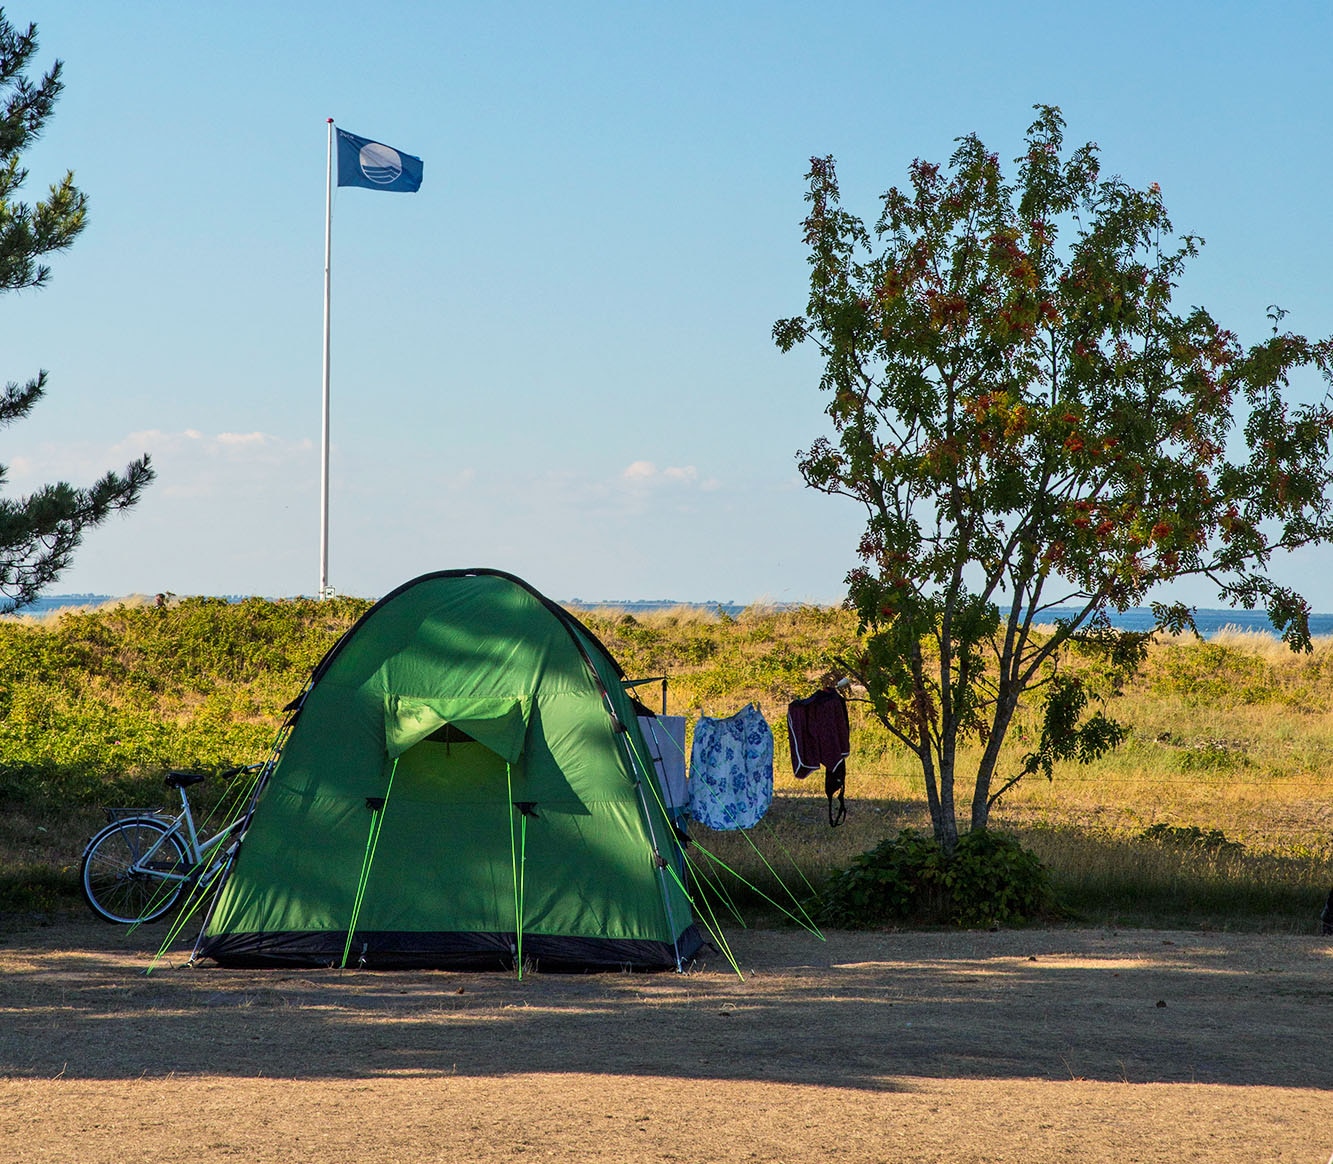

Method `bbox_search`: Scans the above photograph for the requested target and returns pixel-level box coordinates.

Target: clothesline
[636,686,854,831]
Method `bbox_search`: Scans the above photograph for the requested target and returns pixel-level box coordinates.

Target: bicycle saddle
[164,770,207,789]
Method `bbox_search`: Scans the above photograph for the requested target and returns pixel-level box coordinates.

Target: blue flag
[336,127,423,193]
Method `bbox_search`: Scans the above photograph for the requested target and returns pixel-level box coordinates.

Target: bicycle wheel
[80,817,190,923]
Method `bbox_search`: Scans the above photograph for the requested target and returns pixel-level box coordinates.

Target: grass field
[1,600,1330,932]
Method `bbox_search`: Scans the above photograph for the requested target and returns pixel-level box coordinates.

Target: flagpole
[319,118,333,599]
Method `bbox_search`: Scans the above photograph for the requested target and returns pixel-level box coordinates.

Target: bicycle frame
[130,783,247,884]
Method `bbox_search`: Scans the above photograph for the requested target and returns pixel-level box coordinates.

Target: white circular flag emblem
[359,141,404,185]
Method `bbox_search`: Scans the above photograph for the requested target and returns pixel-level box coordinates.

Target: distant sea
[19,595,1333,638]
[1037,607,1333,637]
[16,594,118,613]
[574,600,1333,637]
[13,593,250,613]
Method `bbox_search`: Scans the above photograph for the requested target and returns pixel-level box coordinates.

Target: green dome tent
[195,569,702,971]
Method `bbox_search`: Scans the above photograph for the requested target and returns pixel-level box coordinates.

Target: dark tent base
[198,925,705,973]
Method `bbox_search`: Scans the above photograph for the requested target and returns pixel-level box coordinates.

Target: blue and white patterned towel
[688,703,773,830]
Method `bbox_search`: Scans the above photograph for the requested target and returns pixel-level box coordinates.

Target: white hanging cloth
[638,715,688,824]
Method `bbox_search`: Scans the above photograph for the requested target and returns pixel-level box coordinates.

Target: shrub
[1151,642,1277,706]
[1139,823,1245,853]
[1177,740,1252,772]
[819,827,1052,928]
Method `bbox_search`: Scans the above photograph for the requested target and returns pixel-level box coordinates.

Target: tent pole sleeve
[506,763,524,979]
[341,758,398,969]
[519,813,528,973]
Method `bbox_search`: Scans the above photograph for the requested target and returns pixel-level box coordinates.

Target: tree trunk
[922,714,959,852]
[970,791,992,833]
[919,740,949,848]
[935,750,959,853]
[970,693,1019,833]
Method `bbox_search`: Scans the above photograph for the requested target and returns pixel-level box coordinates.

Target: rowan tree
[775,106,1333,851]
[0,15,152,612]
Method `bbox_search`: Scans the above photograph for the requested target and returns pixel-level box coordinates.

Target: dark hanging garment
[823,758,847,827]
[787,688,850,826]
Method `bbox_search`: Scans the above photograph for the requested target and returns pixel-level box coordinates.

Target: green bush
[0,596,370,811]
[1151,642,1277,706]
[819,827,1053,928]
[1139,823,1245,853]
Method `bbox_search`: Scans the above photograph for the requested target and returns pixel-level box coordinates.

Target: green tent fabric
[197,569,701,971]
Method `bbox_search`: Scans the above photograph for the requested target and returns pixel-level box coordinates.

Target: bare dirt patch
[1,916,1330,1162]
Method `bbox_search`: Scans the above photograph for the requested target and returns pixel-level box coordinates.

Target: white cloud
[3,428,316,499]
[620,460,706,487]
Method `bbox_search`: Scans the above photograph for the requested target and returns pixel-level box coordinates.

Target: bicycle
[79,764,262,924]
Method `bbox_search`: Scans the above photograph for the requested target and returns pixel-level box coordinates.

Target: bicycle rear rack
[102,807,168,823]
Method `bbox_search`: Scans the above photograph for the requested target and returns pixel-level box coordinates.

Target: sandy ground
[0,916,1330,1163]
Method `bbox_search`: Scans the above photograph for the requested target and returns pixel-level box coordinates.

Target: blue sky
[5,1,1332,605]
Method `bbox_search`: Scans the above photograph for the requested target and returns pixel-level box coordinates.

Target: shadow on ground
[1,917,1329,1090]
